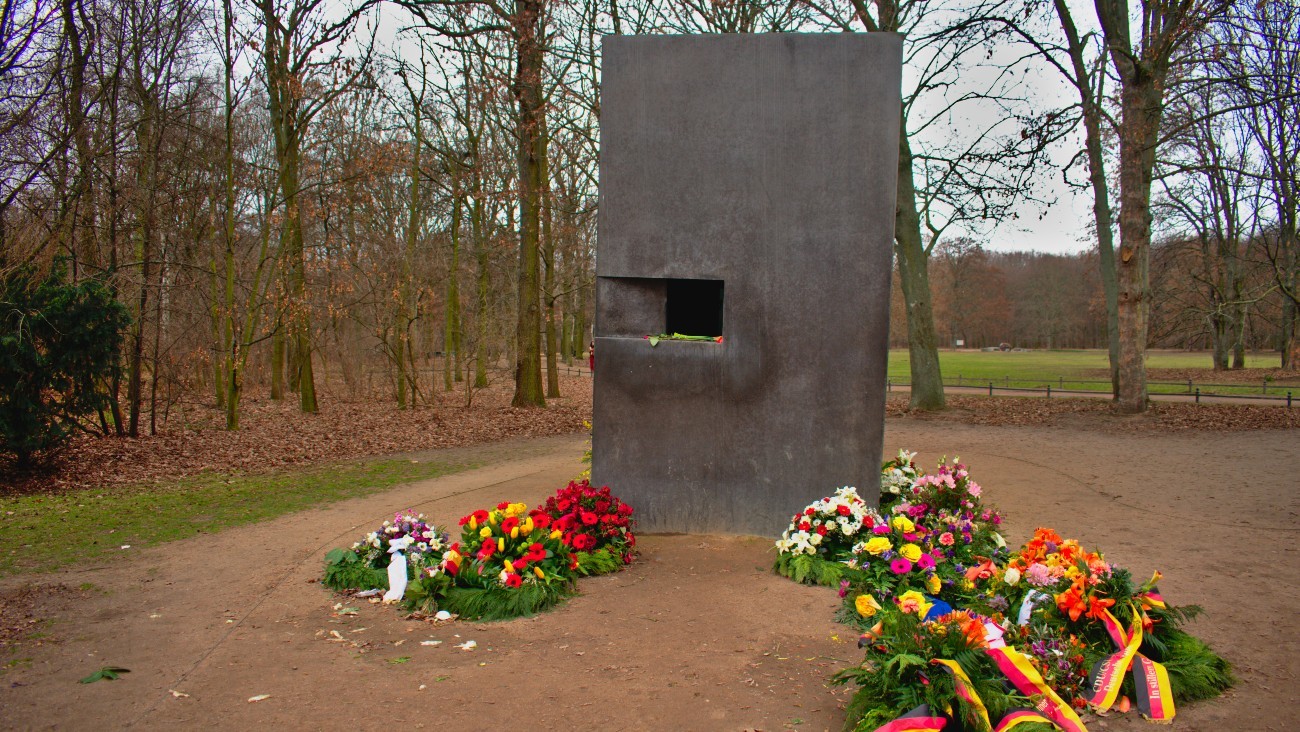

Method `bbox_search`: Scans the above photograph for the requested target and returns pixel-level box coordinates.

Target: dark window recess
[665,279,724,337]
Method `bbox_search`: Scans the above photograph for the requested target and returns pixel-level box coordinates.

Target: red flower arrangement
[542,480,637,568]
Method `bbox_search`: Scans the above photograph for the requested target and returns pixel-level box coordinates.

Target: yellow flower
[855,594,882,618]
[479,526,493,539]
[497,537,504,551]
[927,574,942,594]
[899,543,923,562]
[503,559,515,573]
[511,526,520,539]
[550,529,563,540]
[487,511,498,526]
[523,517,534,534]
[533,567,546,580]
[469,516,478,530]
[891,516,915,533]
[896,590,933,618]
[863,537,892,555]
[962,579,975,591]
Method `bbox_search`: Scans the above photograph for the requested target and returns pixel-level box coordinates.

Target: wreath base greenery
[574,549,623,577]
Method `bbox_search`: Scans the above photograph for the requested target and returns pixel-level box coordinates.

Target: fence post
[1046,385,1052,399]
[1187,379,1193,394]
[1288,391,1292,408]
[1195,388,1200,404]
[1005,375,1010,388]
[1059,376,1063,389]
[988,381,994,396]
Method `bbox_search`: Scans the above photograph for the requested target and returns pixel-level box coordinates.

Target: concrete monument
[592,34,902,536]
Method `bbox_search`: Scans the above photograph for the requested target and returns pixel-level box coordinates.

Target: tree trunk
[894,116,944,410]
[1111,78,1163,413]
[510,0,546,408]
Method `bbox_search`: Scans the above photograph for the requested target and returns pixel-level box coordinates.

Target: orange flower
[1055,578,1089,622]
[1086,594,1116,621]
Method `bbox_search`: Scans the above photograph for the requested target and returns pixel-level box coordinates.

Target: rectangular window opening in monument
[665,278,724,337]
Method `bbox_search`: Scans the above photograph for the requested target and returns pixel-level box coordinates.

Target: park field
[886,348,1295,396]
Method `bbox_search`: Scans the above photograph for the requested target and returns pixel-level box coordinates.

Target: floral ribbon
[930,658,993,729]
[985,645,1087,732]
[872,705,947,732]
[1086,602,1175,722]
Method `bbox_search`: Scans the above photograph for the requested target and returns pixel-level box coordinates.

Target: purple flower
[890,558,913,574]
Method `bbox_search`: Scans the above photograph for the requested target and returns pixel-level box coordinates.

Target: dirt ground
[1,420,1297,731]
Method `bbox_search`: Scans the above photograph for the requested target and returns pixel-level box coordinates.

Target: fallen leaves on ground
[885,394,1300,431]
[1,374,592,497]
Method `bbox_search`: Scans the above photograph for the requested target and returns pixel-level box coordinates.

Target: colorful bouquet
[323,511,448,592]
[541,479,636,574]
[404,501,579,620]
[774,486,880,587]
[777,453,1234,732]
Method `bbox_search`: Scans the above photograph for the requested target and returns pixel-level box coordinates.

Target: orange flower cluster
[927,610,988,649]
[1055,575,1116,622]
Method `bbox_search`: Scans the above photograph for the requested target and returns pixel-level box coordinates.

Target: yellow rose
[896,590,933,618]
[891,516,915,533]
[863,537,893,555]
[855,594,882,618]
[927,574,942,594]
[899,543,923,562]
[479,526,493,539]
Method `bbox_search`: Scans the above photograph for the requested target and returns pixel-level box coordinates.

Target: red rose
[618,504,633,516]
[595,500,611,514]
[581,511,599,526]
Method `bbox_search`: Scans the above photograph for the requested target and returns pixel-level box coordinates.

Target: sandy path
[1,423,1297,731]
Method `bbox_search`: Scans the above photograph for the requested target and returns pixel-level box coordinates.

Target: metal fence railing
[887,379,1294,407]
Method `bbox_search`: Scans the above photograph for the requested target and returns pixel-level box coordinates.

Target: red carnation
[618,504,633,516]
[837,505,851,516]
[816,524,828,536]
[595,499,611,514]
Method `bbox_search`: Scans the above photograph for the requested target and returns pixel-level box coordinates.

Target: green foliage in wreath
[322,548,389,592]
[774,553,868,589]
[573,549,622,577]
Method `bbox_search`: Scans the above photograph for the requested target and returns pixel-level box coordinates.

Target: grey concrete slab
[593,33,902,536]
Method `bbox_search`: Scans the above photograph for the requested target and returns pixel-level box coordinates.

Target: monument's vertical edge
[593,34,902,536]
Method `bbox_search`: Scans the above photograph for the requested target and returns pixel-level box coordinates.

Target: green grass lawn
[886,349,1293,396]
[0,457,474,578]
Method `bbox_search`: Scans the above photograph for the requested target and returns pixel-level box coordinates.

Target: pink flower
[917,554,935,570]
[890,558,913,574]
[939,532,955,546]
[873,524,891,535]
[968,482,982,497]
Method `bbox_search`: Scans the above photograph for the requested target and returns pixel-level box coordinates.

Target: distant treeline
[889,238,1288,354]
